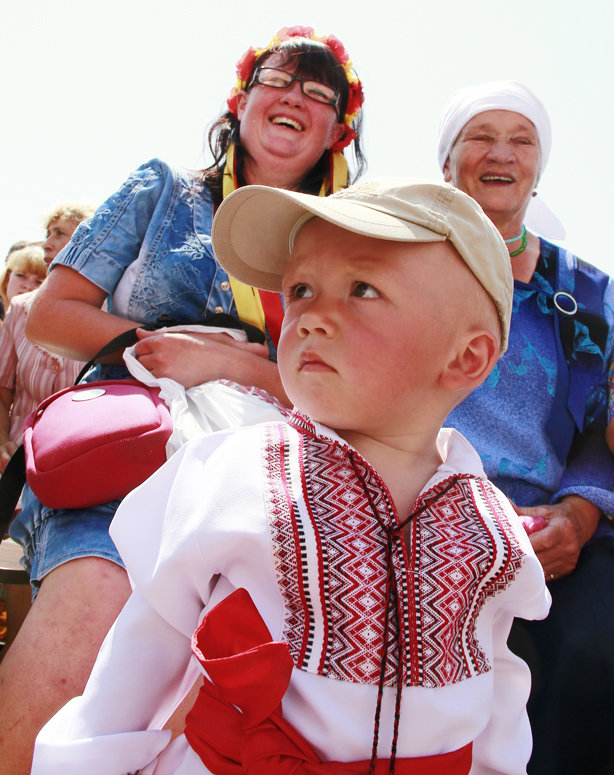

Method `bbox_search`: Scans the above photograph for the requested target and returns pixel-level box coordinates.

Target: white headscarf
[437,80,564,239]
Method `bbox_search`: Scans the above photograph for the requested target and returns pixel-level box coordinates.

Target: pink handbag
[22,379,172,509]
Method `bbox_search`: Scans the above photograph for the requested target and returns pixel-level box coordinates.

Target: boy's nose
[297,304,336,338]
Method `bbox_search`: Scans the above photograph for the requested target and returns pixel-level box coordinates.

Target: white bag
[123,325,288,457]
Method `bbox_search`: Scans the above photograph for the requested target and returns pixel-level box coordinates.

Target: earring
[531,190,538,198]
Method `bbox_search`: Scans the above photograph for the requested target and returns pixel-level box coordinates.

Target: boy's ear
[440,329,499,392]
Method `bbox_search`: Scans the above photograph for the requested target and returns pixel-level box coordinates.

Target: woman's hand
[133,328,271,389]
[513,495,601,580]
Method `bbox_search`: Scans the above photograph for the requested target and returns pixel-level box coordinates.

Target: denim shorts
[9,486,124,595]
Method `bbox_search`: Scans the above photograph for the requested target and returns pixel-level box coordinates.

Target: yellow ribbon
[221,144,349,332]
[222,144,266,332]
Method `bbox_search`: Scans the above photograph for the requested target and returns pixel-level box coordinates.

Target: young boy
[32,179,550,775]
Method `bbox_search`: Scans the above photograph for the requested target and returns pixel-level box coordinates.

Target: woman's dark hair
[204,37,365,203]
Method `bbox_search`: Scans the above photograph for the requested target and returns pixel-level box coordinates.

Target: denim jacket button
[220,281,230,292]
[214,306,224,314]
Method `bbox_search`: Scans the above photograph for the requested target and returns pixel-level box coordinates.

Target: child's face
[278,218,467,437]
[6,269,45,302]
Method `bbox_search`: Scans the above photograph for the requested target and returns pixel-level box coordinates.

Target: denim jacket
[52,158,236,327]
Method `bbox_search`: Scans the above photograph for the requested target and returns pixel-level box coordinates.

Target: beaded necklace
[508,225,527,257]
[504,227,525,244]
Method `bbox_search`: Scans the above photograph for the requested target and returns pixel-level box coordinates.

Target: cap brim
[211,186,444,291]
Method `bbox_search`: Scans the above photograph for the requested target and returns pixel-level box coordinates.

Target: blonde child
[32,179,550,775]
[0,245,46,312]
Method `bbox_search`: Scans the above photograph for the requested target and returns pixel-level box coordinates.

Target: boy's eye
[353,281,379,298]
[289,283,313,299]
[14,272,25,279]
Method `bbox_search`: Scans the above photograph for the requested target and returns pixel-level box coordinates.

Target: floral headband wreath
[226,25,364,152]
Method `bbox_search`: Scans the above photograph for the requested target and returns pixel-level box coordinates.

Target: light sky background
[2,0,613,275]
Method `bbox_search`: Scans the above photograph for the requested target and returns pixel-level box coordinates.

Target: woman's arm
[26,267,141,362]
[27,269,290,403]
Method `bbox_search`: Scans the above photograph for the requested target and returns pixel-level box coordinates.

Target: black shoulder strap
[0,446,25,538]
[74,328,141,385]
[73,313,266,386]
[546,246,611,462]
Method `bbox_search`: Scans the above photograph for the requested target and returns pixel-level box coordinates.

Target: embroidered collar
[288,409,486,489]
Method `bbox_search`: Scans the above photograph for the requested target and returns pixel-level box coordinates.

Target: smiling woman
[443,111,541,244]
[439,80,614,775]
[0,25,366,775]
[235,52,347,186]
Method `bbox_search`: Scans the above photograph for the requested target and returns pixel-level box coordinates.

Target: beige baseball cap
[211,178,513,353]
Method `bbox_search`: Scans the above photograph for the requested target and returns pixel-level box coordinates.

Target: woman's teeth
[271,116,303,131]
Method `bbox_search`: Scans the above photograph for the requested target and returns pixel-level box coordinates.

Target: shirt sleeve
[50,158,174,295]
[555,429,614,515]
[31,440,225,774]
[470,609,533,775]
[471,488,551,775]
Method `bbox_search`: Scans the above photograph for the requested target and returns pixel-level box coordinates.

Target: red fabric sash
[184,589,472,775]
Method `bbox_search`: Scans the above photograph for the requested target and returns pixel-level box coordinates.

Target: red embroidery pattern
[265,416,525,688]
[406,476,522,686]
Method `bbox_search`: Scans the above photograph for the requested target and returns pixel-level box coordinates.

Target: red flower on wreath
[277,25,316,40]
[235,46,259,86]
[319,34,350,67]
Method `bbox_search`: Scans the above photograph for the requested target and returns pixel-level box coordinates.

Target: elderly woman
[0,26,365,774]
[438,81,614,775]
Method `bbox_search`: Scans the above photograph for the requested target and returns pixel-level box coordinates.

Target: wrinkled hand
[0,440,18,473]
[133,329,270,389]
[513,496,601,580]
